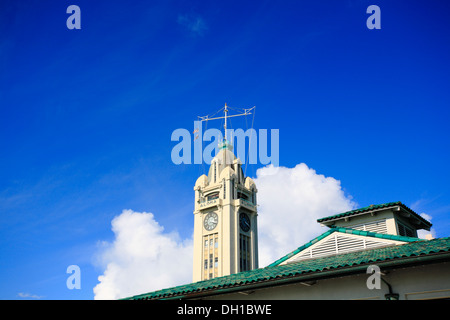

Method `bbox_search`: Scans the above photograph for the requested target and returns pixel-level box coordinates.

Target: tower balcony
[238,198,257,212]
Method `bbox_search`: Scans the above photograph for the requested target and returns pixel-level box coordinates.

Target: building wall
[323,208,423,238]
[201,261,450,300]
[327,209,397,234]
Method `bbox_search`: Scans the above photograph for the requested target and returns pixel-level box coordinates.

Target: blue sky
[1,0,449,299]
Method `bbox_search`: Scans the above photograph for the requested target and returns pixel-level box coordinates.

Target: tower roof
[207,140,243,184]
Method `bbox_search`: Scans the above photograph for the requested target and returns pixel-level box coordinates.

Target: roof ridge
[317,201,402,222]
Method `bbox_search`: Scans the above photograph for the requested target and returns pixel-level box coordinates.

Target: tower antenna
[224,103,228,143]
[198,103,254,146]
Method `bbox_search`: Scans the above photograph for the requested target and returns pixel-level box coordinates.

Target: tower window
[240,234,251,272]
[223,179,226,199]
[203,233,219,280]
[231,179,235,199]
[237,192,248,201]
[207,192,219,201]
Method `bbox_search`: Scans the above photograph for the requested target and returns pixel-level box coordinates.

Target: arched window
[237,192,249,201]
[207,192,219,201]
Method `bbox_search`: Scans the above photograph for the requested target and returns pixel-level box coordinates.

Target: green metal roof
[316,201,432,228]
[124,236,450,300]
[267,226,422,267]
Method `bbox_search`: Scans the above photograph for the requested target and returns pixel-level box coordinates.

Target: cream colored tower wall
[192,147,258,283]
[192,212,203,282]
[251,213,259,270]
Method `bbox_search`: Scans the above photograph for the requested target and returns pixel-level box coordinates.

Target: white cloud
[254,163,357,267]
[177,14,208,36]
[418,213,436,239]
[17,292,43,299]
[409,200,438,239]
[93,163,356,299]
[93,209,192,300]
[420,212,432,222]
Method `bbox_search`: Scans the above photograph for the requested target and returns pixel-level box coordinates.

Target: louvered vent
[309,236,337,258]
[289,233,393,263]
[335,234,365,254]
[397,222,416,237]
[348,219,387,234]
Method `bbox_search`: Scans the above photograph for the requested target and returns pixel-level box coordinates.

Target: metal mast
[198,103,254,144]
[224,103,229,142]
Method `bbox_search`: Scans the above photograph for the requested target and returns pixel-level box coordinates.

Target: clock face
[204,212,218,231]
[239,212,251,232]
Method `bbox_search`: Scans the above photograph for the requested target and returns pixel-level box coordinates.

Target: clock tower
[192,137,258,282]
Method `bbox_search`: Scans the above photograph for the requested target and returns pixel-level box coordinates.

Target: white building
[125,140,450,300]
